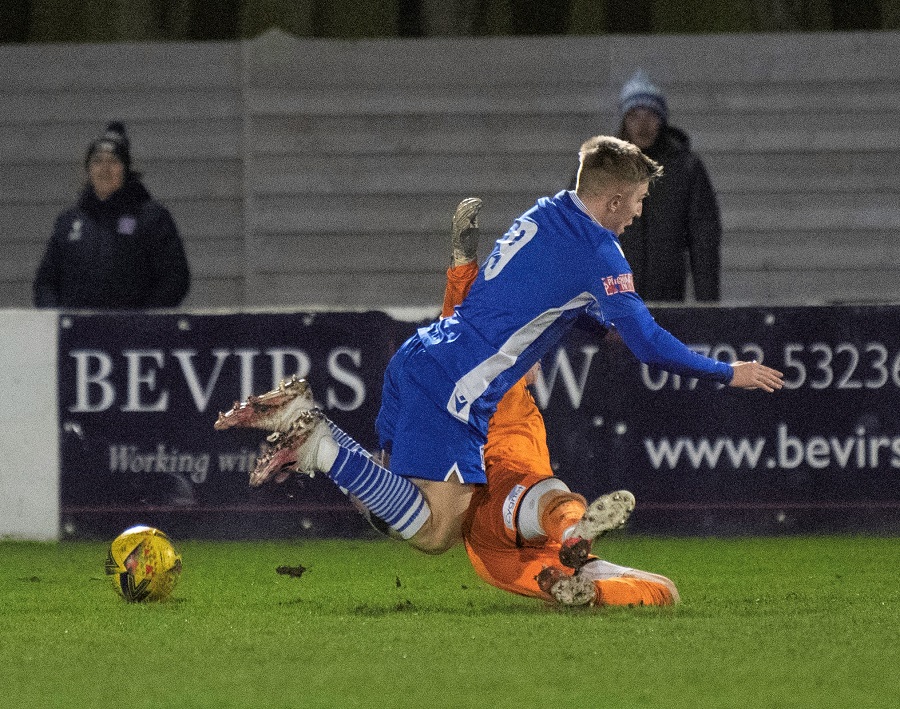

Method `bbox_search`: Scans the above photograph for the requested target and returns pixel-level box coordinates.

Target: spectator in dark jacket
[33,122,190,309]
[614,71,722,302]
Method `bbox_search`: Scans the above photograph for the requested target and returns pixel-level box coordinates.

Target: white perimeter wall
[0,310,58,539]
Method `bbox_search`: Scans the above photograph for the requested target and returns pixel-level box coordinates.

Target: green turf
[1,535,898,708]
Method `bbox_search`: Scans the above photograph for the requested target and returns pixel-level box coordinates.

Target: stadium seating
[1,29,897,309]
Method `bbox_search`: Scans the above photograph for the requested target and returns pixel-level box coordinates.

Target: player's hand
[728,361,784,392]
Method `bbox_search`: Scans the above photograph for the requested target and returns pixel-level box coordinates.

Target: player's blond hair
[574,135,663,198]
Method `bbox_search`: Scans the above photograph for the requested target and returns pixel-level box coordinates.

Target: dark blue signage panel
[539,306,900,533]
[58,310,422,539]
[58,306,900,538]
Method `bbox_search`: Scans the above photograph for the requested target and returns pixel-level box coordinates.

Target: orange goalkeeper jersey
[484,379,553,479]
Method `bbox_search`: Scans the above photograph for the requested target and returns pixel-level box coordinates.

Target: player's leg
[407,477,474,554]
[377,349,485,553]
[518,485,635,568]
[465,465,667,605]
[286,414,477,555]
[463,468,563,598]
[465,539,562,600]
[221,399,474,552]
[532,491,676,606]
[468,500,677,608]
[463,467,578,598]
[228,402,433,542]
[215,359,433,543]
[215,344,483,553]
[442,197,482,317]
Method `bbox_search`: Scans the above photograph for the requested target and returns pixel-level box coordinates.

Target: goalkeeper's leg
[464,467,677,606]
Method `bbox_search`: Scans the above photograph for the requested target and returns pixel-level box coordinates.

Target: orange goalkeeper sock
[442,262,479,317]
[594,577,675,607]
[540,493,587,543]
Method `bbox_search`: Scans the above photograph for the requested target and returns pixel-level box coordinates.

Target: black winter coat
[33,179,190,309]
[620,126,722,302]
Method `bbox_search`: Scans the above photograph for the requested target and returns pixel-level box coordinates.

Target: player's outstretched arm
[728,361,784,392]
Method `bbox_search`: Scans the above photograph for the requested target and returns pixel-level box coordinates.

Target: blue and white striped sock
[326,418,371,458]
[325,418,373,500]
[327,446,430,540]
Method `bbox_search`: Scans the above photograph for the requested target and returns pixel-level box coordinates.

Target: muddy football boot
[249,409,332,487]
[535,566,596,606]
[214,375,314,433]
[559,490,636,570]
[451,197,482,266]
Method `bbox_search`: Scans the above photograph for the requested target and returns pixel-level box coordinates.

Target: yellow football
[105,525,182,602]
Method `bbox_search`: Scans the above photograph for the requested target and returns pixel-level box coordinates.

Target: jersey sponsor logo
[484,217,538,281]
[602,273,635,296]
[503,484,527,530]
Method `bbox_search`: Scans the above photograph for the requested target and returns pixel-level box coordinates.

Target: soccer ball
[105,525,182,602]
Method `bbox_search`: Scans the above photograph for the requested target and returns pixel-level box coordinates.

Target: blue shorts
[376,337,487,484]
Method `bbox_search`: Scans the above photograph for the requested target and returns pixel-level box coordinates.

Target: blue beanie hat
[619,70,668,123]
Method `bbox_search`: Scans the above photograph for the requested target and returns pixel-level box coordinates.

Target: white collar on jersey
[567,190,609,232]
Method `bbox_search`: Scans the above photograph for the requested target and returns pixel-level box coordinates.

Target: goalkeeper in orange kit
[447,198,678,607]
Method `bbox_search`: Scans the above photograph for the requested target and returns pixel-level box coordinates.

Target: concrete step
[0,119,241,163]
[724,267,900,306]
[724,229,900,269]
[0,160,242,202]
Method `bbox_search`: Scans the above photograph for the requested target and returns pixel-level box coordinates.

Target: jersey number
[484,218,538,281]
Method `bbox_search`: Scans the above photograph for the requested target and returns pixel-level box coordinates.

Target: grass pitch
[1,535,898,709]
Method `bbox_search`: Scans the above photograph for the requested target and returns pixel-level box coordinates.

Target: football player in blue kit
[216,135,784,555]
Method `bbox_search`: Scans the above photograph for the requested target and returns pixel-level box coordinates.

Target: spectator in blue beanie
[615,70,722,302]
